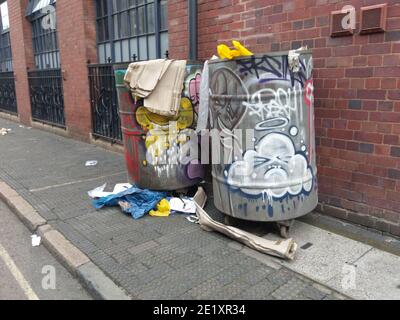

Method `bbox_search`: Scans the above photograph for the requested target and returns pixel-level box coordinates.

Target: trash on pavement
[85,160,98,167]
[149,199,171,217]
[91,185,167,219]
[169,197,196,214]
[192,187,298,260]
[31,234,41,247]
[0,128,12,136]
[88,183,132,199]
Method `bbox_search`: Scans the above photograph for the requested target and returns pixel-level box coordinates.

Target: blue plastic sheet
[92,186,168,219]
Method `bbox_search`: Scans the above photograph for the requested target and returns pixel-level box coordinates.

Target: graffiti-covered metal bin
[114,62,204,190]
[209,50,317,228]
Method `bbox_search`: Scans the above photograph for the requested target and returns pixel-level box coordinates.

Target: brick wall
[8,0,35,125]
[57,0,97,141]
[168,0,189,59]
[169,0,400,236]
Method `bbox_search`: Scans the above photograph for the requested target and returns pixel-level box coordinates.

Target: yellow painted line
[0,242,39,300]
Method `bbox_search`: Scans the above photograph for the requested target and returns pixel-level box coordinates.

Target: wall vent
[331,10,354,37]
[360,4,387,35]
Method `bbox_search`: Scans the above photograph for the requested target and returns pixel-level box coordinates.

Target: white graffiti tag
[243,87,303,127]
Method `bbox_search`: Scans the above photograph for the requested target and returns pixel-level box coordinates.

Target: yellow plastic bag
[232,40,253,56]
[217,41,253,60]
[149,199,171,217]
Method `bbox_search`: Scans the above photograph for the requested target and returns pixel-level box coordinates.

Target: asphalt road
[0,200,91,300]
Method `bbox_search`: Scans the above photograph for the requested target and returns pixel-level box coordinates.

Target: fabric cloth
[124,59,187,117]
[92,186,168,220]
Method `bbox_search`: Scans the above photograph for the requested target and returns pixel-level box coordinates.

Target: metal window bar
[95,0,168,63]
[88,50,169,143]
[88,63,123,143]
[0,31,12,72]
[0,1,12,72]
[30,8,60,69]
[0,71,17,114]
[28,68,65,127]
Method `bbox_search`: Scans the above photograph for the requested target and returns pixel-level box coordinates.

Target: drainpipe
[188,0,198,61]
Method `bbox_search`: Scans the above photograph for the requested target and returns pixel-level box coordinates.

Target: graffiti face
[210,67,249,131]
[209,53,317,221]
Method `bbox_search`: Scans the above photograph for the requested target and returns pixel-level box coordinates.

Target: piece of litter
[92,186,167,219]
[169,197,196,214]
[0,128,11,136]
[31,235,41,247]
[88,183,109,198]
[88,183,133,199]
[186,215,199,223]
[85,160,98,167]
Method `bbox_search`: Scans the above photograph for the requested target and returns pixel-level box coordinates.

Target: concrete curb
[0,180,131,300]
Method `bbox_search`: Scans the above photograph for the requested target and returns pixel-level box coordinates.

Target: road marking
[29,171,126,192]
[0,242,39,300]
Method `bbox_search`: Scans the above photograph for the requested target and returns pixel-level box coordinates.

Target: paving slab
[327,248,400,300]
[276,221,372,283]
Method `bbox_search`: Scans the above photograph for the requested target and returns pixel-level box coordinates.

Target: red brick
[381,78,397,89]
[352,172,380,187]
[365,78,380,89]
[384,135,400,145]
[354,131,383,144]
[383,55,400,66]
[327,129,354,140]
[353,56,367,66]
[341,110,369,121]
[348,121,361,130]
[367,56,382,66]
[375,67,400,78]
[345,67,373,78]
[332,46,360,57]
[357,89,386,100]
[361,43,391,55]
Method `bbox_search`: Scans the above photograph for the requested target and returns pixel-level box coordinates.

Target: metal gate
[28,68,65,127]
[88,64,122,143]
[0,72,17,114]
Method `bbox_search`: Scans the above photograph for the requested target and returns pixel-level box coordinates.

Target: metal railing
[0,72,17,114]
[88,63,122,143]
[28,68,65,127]
[88,51,168,143]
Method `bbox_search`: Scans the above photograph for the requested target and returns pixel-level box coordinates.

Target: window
[26,0,60,69]
[95,0,168,63]
[1,1,9,30]
[0,1,12,71]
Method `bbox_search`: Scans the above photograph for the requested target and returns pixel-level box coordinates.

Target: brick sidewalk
[0,118,346,300]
